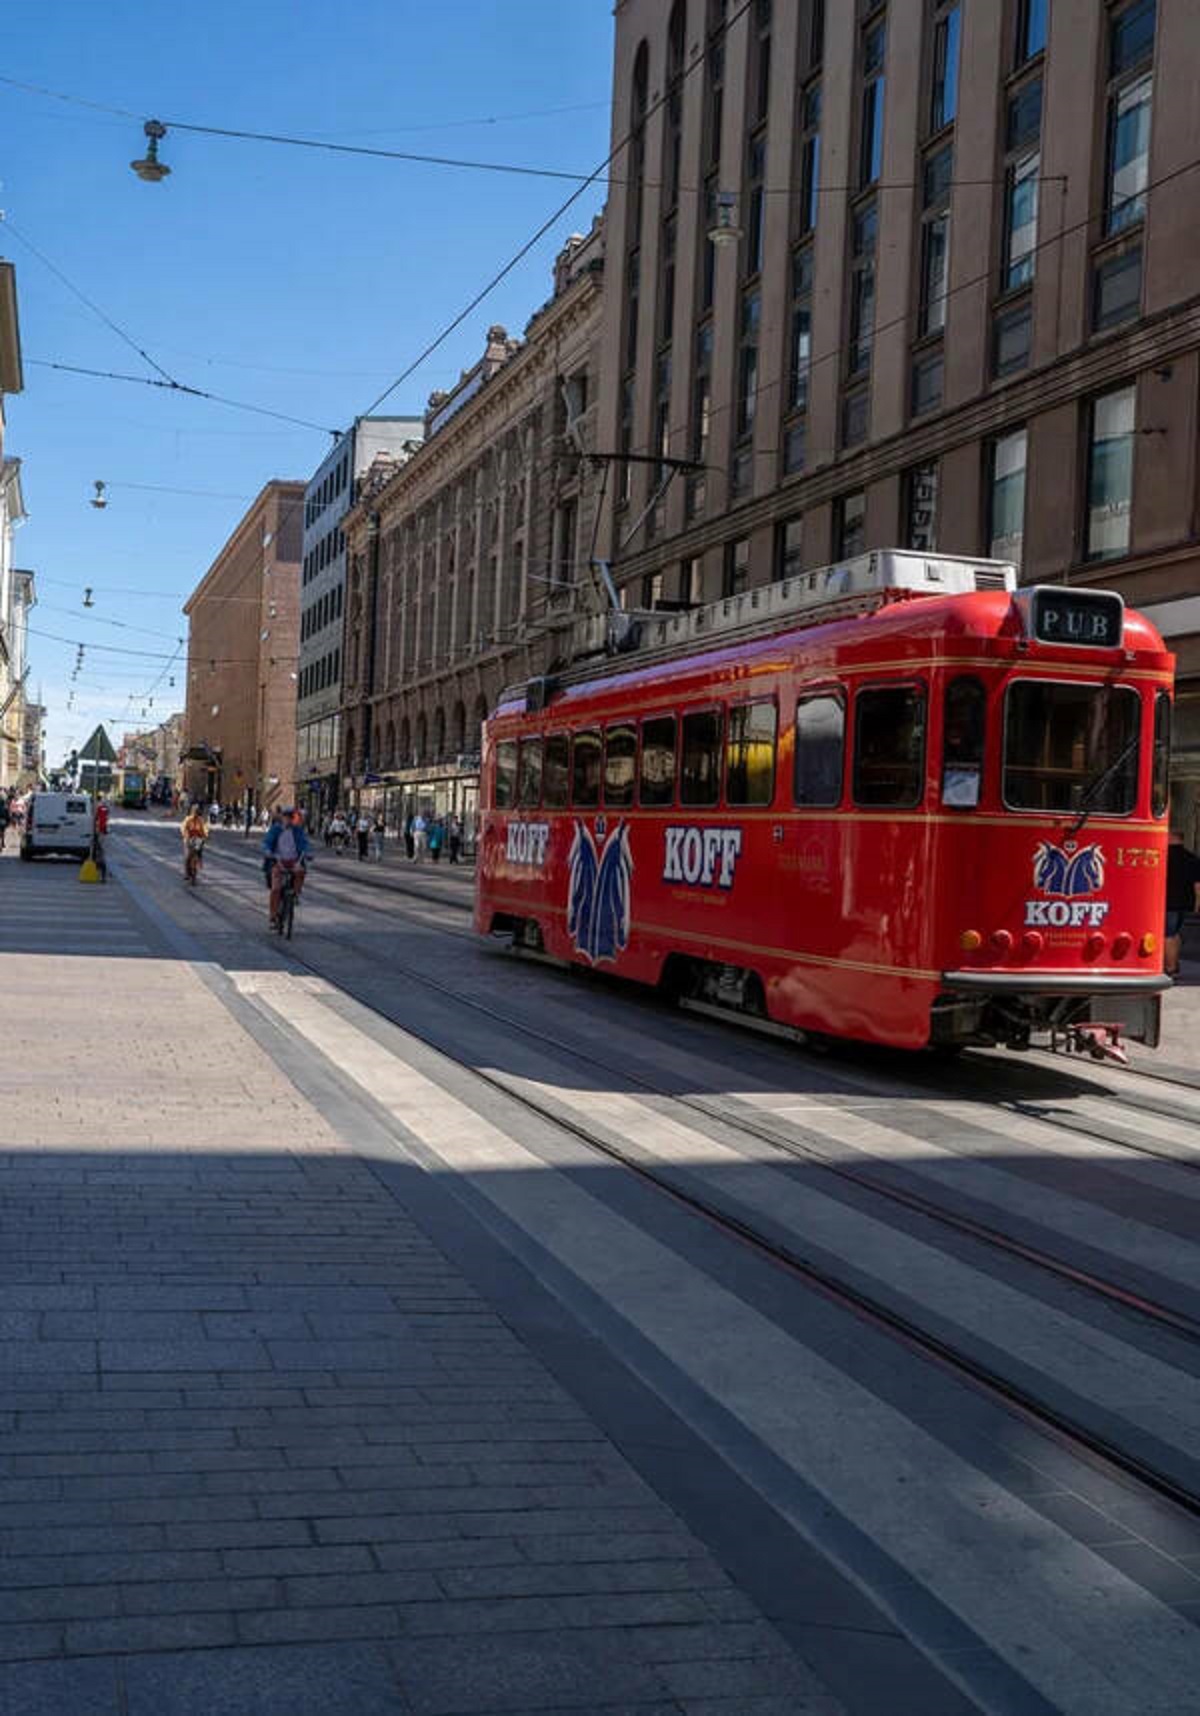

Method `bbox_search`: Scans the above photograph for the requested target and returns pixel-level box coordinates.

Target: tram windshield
[1003,682,1140,814]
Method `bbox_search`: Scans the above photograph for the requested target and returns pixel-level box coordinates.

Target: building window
[678,557,702,605]
[745,132,767,276]
[665,4,685,208]
[641,572,664,609]
[752,0,772,123]
[701,176,718,311]
[660,217,676,344]
[654,351,672,483]
[705,10,725,169]
[625,250,640,369]
[848,200,877,376]
[1110,0,1155,77]
[988,428,1027,565]
[930,4,960,131]
[1007,77,1042,152]
[842,388,870,448]
[1093,244,1143,330]
[1016,0,1047,63]
[775,516,803,582]
[911,351,943,417]
[1004,151,1039,290]
[835,490,866,559]
[860,20,886,188]
[1106,72,1152,234]
[617,379,634,507]
[732,445,754,497]
[789,245,814,414]
[1086,384,1135,560]
[904,462,938,551]
[797,82,821,235]
[784,424,806,475]
[736,291,761,437]
[992,300,1032,377]
[723,538,750,597]
[919,144,952,335]
[689,322,712,519]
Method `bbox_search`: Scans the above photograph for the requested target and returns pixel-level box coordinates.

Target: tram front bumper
[940,971,1171,995]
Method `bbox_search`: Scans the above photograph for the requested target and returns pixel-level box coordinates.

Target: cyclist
[264,806,310,929]
[180,803,209,884]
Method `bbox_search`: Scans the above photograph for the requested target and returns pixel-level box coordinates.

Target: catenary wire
[25,358,340,436]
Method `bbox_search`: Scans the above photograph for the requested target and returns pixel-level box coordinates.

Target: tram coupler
[1057,1021,1128,1064]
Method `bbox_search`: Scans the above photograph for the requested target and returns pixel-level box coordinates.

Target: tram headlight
[959,929,983,952]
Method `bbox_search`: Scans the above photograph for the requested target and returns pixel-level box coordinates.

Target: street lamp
[708,192,742,247]
[131,120,171,183]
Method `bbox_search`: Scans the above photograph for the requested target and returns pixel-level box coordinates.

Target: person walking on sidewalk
[372,813,386,863]
[411,811,427,862]
[1165,830,1200,977]
[356,811,371,861]
[403,814,415,860]
[447,813,462,864]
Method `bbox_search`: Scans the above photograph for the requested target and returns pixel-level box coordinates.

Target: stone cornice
[345,273,601,541]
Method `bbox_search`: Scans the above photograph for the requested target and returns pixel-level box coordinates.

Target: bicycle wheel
[282,887,295,940]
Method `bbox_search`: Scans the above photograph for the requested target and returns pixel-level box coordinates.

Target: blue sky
[1,0,613,767]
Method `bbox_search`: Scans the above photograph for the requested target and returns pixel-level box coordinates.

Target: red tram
[475,551,1173,1059]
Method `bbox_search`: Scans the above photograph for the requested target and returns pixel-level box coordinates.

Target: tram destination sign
[1030,587,1123,648]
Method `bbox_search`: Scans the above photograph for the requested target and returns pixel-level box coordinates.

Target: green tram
[113,767,147,809]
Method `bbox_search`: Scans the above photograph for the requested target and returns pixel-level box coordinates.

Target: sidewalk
[0,856,841,1715]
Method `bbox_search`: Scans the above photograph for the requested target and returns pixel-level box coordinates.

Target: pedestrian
[447,812,462,865]
[0,792,9,852]
[428,816,444,863]
[1165,830,1200,977]
[404,814,415,861]
[356,810,371,861]
[329,810,348,854]
[372,812,386,863]
[412,811,427,861]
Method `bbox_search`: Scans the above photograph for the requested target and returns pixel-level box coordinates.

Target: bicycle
[184,836,204,886]
[274,863,298,939]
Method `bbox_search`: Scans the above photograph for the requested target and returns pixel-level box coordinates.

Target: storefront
[348,755,481,856]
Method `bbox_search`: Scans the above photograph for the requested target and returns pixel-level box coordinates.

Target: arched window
[385,720,396,768]
[473,694,489,751]
[415,712,428,762]
[433,708,446,760]
[451,700,467,754]
[400,717,412,765]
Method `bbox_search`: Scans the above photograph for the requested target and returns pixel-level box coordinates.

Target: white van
[20,792,94,860]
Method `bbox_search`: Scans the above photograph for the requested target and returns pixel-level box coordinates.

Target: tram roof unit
[503,550,1018,709]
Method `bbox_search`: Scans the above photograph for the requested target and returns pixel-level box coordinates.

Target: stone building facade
[595,0,1200,837]
[340,223,604,838]
[182,481,303,811]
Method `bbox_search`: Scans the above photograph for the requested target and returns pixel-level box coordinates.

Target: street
[1,813,1199,1714]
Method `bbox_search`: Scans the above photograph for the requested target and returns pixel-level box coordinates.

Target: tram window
[1003,682,1139,814]
[680,709,724,806]
[494,740,518,809]
[942,677,986,808]
[572,729,602,807]
[1152,692,1171,819]
[794,694,845,806]
[726,702,778,806]
[604,724,637,807]
[517,737,543,808]
[639,715,677,806]
[853,686,927,808]
[543,733,571,809]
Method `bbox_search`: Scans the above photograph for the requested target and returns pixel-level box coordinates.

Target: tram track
[120,823,1200,1537]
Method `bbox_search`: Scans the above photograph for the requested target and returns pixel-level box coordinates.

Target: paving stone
[0,1656,122,1716]
[237,1604,403,1644]
[116,1577,280,1615]
[122,1639,408,1715]
[64,1611,237,1655]
[386,1632,671,1713]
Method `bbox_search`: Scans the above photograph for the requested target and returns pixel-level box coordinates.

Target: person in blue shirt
[263,807,310,929]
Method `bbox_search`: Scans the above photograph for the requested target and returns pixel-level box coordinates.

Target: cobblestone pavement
[0,852,849,1716]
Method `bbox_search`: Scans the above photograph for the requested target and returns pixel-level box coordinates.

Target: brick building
[340,222,604,838]
[182,481,303,811]
[594,0,1200,836]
